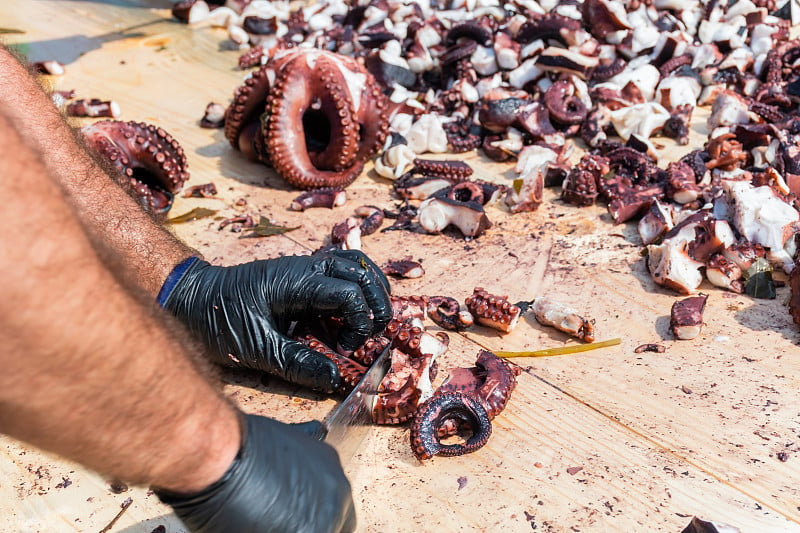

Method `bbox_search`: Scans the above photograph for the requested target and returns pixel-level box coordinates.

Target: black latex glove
[155,414,355,533]
[160,250,392,393]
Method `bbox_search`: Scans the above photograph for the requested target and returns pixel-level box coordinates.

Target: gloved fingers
[305,276,375,352]
[290,420,327,440]
[320,255,393,336]
[326,249,392,295]
[273,336,344,393]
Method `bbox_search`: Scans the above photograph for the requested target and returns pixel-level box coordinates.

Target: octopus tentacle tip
[410,392,492,460]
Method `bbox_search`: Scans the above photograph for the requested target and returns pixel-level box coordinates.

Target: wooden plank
[460,190,800,523]
[2,1,800,532]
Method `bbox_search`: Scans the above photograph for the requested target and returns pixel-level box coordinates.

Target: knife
[314,345,392,465]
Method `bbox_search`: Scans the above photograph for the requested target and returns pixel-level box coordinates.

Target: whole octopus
[223,47,389,189]
[298,293,520,460]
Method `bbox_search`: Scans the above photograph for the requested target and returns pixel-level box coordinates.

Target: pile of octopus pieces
[298,287,593,460]
[299,292,519,460]
[177,0,800,326]
[295,157,506,248]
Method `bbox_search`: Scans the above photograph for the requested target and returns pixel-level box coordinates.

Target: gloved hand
[158,250,393,393]
[155,414,355,533]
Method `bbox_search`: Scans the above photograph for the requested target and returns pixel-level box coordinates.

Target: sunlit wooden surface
[2,2,800,531]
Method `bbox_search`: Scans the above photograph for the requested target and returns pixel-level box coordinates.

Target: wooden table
[2,2,800,531]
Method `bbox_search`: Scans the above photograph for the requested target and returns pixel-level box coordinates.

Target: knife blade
[315,346,392,465]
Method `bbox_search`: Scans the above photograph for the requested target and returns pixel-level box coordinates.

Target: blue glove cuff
[157,256,201,307]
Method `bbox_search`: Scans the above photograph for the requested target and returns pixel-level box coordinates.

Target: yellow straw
[495,337,622,358]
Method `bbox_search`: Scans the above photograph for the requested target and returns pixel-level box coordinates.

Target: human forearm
[0,44,192,296]
[0,110,239,493]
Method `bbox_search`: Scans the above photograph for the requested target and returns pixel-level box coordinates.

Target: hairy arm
[0,108,240,493]
[0,44,192,296]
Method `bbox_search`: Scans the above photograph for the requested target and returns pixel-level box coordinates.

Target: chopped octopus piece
[67,99,121,118]
[723,181,800,273]
[289,187,347,211]
[670,294,708,341]
[426,296,474,331]
[330,217,362,250]
[382,259,425,279]
[531,296,595,342]
[638,200,675,245]
[647,240,704,295]
[200,102,226,128]
[465,287,521,333]
[417,195,491,238]
[705,254,743,293]
[372,349,435,425]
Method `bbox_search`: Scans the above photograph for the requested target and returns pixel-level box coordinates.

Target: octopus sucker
[81,119,189,214]
[410,392,492,460]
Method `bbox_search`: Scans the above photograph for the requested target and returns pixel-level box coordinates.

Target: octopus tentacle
[426,295,474,331]
[81,119,189,214]
[413,158,473,180]
[266,54,364,189]
[351,335,391,366]
[352,68,389,162]
[294,54,361,171]
[297,334,367,392]
[224,65,272,156]
[437,350,519,419]
[410,392,492,460]
[465,287,522,333]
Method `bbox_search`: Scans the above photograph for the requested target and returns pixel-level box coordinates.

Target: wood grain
[2,1,799,531]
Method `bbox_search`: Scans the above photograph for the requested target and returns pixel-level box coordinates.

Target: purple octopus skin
[289,187,347,211]
[410,392,492,460]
